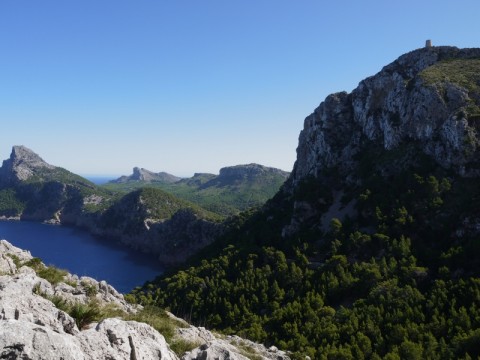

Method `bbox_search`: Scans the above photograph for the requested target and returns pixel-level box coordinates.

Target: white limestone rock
[0,241,290,360]
[0,239,179,359]
[78,318,178,360]
[0,145,55,184]
[0,266,78,335]
[0,239,33,274]
[0,319,86,360]
[181,334,290,360]
[172,316,290,360]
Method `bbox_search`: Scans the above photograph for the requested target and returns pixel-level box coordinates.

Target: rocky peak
[0,145,55,184]
[132,167,156,181]
[290,45,480,189]
[112,167,180,184]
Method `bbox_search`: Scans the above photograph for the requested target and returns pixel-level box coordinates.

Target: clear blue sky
[1,1,479,177]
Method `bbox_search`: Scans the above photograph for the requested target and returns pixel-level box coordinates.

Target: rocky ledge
[0,240,289,360]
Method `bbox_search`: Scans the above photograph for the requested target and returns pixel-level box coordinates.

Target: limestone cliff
[97,189,223,265]
[0,145,55,185]
[0,146,106,222]
[290,46,480,188]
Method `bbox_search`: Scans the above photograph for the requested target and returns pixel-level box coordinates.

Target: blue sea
[84,176,117,185]
[0,220,163,293]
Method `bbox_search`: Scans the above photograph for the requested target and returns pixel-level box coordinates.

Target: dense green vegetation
[100,187,222,232]
[102,170,288,217]
[0,188,25,216]
[132,145,480,359]
[0,166,119,219]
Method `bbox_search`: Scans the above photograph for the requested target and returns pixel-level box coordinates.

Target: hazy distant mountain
[110,167,181,184]
[103,163,290,216]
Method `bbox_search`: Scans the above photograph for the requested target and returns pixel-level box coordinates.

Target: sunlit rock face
[290,46,480,189]
[0,145,55,184]
[0,239,178,360]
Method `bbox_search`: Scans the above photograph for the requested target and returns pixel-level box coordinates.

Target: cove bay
[0,220,163,293]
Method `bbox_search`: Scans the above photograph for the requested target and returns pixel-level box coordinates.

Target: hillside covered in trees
[103,164,289,217]
[131,46,480,359]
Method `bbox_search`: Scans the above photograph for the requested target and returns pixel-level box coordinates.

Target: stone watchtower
[425,39,432,48]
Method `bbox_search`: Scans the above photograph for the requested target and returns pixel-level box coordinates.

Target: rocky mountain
[291,46,480,187]
[134,45,480,359]
[104,163,290,216]
[0,239,289,359]
[0,145,56,185]
[0,147,221,265]
[0,145,110,222]
[112,167,181,184]
[283,45,480,236]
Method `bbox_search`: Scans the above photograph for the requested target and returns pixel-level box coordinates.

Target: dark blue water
[84,176,117,185]
[0,221,163,293]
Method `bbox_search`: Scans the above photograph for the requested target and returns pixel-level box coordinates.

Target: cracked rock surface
[0,239,178,360]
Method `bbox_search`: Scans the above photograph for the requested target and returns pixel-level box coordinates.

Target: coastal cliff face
[97,189,223,265]
[291,46,480,188]
[0,147,222,265]
[0,145,103,222]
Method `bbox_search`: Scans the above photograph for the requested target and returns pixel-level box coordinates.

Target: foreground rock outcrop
[0,240,177,360]
[0,240,289,359]
[172,315,290,360]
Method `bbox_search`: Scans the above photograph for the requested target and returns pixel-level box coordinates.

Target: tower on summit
[425,39,432,48]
